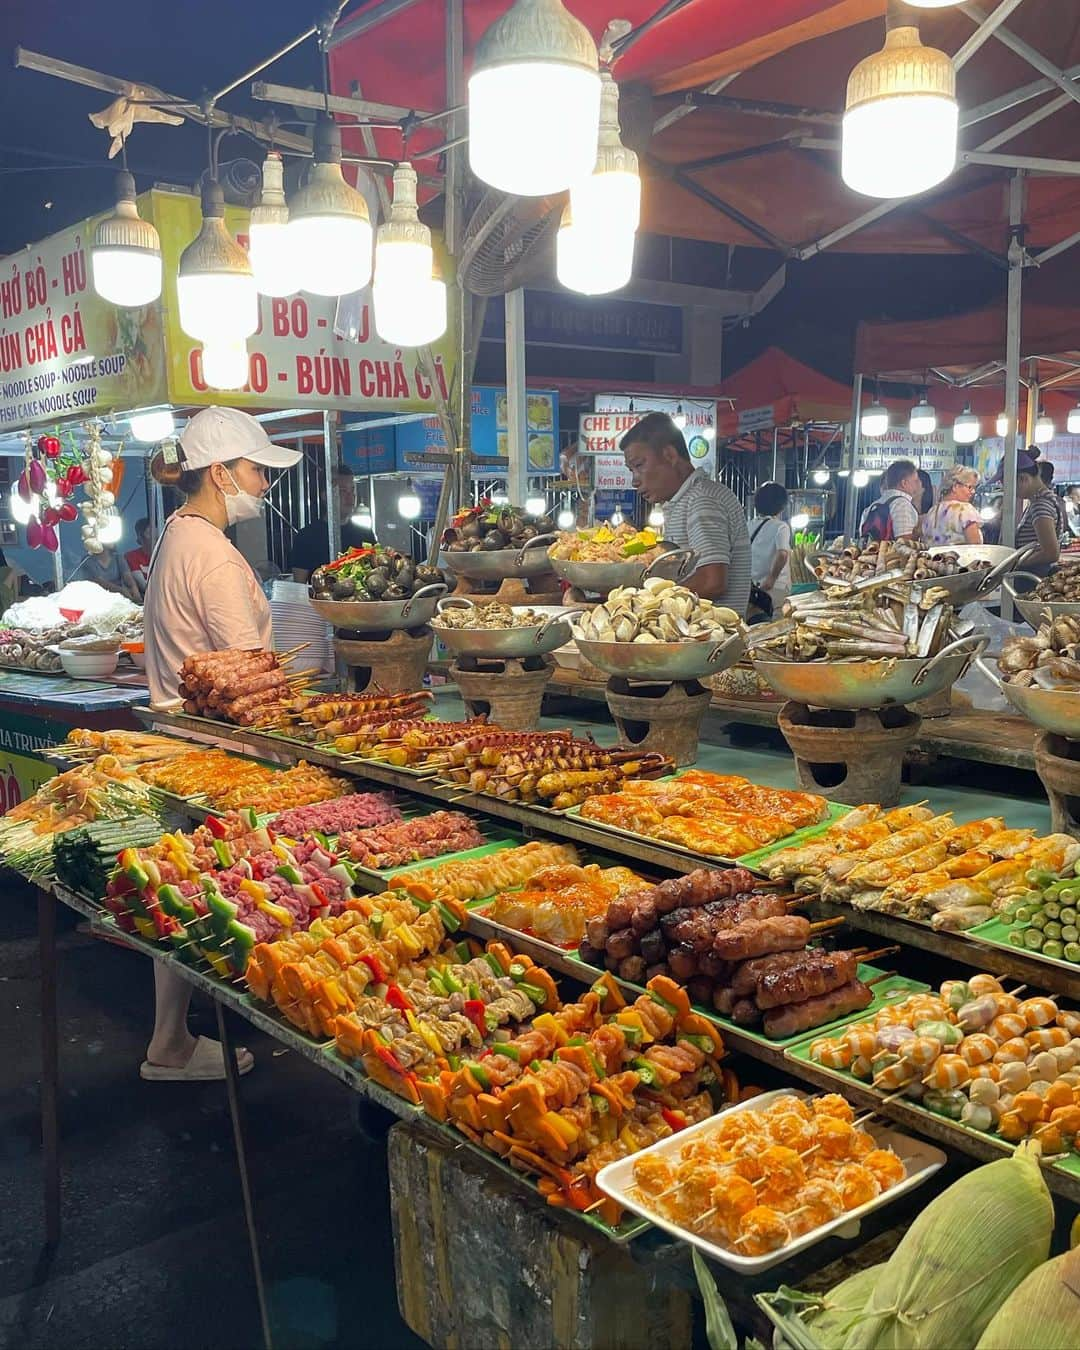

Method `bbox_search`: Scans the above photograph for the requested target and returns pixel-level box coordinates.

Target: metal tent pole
[1001,172,1026,607]
[845,373,864,541]
[771,427,779,481]
[505,289,528,506]
[1024,358,1039,446]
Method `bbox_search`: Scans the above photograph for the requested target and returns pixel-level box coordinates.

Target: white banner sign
[577,410,641,455]
[737,404,775,434]
[593,452,633,491]
[593,393,718,477]
[857,427,956,472]
[978,435,1080,482]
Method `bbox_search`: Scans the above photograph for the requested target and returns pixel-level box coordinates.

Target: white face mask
[221,466,265,525]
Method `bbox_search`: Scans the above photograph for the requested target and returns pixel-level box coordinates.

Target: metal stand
[37,886,61,1246]
[215,1002,274,1350]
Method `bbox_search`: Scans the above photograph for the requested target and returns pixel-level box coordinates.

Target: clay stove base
[605,678,711,767]
[448,573,562,607]
[334,627,433,695]
[450,655,555,730]
[1034,730,1080,839]
[778,702,922,807]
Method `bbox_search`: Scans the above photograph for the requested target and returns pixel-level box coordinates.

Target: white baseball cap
[179,406,303,470]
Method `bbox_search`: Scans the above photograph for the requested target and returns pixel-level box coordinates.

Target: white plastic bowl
[60,649,119,679]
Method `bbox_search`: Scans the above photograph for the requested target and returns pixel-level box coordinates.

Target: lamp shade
[557,507,575,529]
[177,180,257,342]
[569,72,640,232]
[373,277,447,348]
[811,467,831,485]
[909,400,937,435]
[398,481,422,520]
[1068,405,1080,435]
[953,407,980,444]
[373,164,446,346]
[1034,413,1055,443]
[852,469,871,488]
[860,402,889,437]
[289,116,372,297]
[469,0,601,196]
[556,205,634,295]
[249,152,299,297]
[91,171,162,307]
[842,25,957,199]
[996,412,1010,437]
[129,409,175,443]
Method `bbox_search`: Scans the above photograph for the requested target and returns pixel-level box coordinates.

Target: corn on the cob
[842,1140,1053,1349]
[975,1254,1080,1349]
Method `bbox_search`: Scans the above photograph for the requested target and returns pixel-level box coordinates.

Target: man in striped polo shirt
[620,412,751,615]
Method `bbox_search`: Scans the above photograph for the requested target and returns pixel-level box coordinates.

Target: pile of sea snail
[573,578,742,645]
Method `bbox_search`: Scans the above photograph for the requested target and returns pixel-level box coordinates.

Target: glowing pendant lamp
[289,115,373,297]
[953,405,980,444]
[177,179,258,342]
[1034,411,1055,443]
[373,163,447,347]
[570,71,640,232]
[469,0,601,196]
[91,170,162,307]
[860,402,889,437]
[249,152,299,297]
[1068,404,1080,435]
[556,203,634,295]
[842,17,957,199]
[201,340,250,390]
[909,398,937,435]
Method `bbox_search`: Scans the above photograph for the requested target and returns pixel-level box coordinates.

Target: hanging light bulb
[556,506,575,530]
[609,508,625,527]
[200,340,250,391]
[129,408,175,443]
[570,71,640,231]
[249,151,299,297]
[837,468,851,478]
[996,411,1010,438]
[647,506,665,529]
[9,481,33,526]
[1035,411,1055,443]
[672,404,687,430]
[811,467,831,486]
[910,398,937,435]
[91,170,162,307]
[953,405,980,445]
[852,469,871,488]
[555,203,635,295]
[469,0,601,196]
[860,402,889,437]
[177,179,258,342]
[790,512,811,530]
[398,479,422,520]
[289,115,373,297]
[525,494,548,517]
[980,503,997,522]
[841,17,957,199]
[351,504,374,529]
[97,511,123,545]
[702,425,716,441]
[1068,404,1080,435]
[490,488,510,506]
[373,163,447,346]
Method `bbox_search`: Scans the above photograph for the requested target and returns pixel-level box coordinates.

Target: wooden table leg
[38,886,61,1246]
[215,1002,274,1350]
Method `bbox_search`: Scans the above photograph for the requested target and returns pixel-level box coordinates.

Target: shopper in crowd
[620,411,751,613]
[915,469,934,516]
[1066,484,1080,538]
[859,459,921,540]
[142,406,302,1081]
[748,481,791,616]
[920,465,983,545]
[290,467,376,582]
[83,542,141,602]
[124,516,154,596]
[997,450,1062,575]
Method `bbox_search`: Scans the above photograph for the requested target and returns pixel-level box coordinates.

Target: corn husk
[804,1265,886,1345]
[842,1141,1053,1349]
[975,1255,1080,1350]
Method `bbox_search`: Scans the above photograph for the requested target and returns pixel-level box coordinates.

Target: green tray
[562,788,849,870]
[785,1037,1080,1180]
[382,835,527,890]
[966,915,1080,975]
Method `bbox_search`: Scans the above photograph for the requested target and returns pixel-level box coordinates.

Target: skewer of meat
[762,980,873,1039]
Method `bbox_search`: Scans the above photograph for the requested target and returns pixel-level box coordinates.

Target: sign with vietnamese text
[593,394,717,479]
[483,292,682,355]
[856,427,956,472]
[0,205,167,431]
[394,385,559,477]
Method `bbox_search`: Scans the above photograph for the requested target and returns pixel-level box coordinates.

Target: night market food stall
[7,2,1080,1349]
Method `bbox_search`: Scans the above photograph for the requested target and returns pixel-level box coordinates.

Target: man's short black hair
[135,516,150,536]
[618,412,690,462]
[885,459,917,489]
[754,481,788,517]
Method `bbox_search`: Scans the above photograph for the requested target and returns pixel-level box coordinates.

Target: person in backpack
[749,481,792,616]
[859,459,921,540]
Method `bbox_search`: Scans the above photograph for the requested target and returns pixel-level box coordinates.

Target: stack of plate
[269,579,334,672]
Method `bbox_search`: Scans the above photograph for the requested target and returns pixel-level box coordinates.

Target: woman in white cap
[919,464,983,546]
[141,406,301,1081]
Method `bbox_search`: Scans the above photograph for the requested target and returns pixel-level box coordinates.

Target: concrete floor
[0,879,423,1350]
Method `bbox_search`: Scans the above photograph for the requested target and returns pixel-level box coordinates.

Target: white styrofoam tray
[596,1088,946,1273]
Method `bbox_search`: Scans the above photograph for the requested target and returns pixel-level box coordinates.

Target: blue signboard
[483,291,683,356]
[594,489,639,522]
[395,385,559,476]
[341,426,396,476]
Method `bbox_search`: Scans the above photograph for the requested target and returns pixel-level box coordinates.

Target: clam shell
[633,632,659,643]
[643,577,675,594]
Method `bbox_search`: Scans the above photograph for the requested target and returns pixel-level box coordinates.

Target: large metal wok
[439,534,556,580]
[548,546,694,596]
[575,628,745,682]
[812,544,1029,608]
[977,655,1080,737]
[751,633,987,710]
[307,582,447,632]
[432,600,580,658]
[1001,571,1080,629]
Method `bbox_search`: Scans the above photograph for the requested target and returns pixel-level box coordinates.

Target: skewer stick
[858,946,901,963]
[807,918,845,934]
